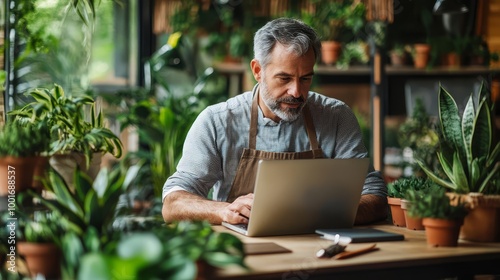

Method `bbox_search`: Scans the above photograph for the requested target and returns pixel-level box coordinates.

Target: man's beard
[260,81,306,122]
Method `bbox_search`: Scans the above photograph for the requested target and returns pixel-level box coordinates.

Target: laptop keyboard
[233,223,248,230]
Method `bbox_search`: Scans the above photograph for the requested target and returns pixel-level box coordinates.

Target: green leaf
[451,152,469,193]
[478,162,500,193]
[84,191,103,231]
[117,233,163,262]
[461,95,475,166]
[438,85,464,156]
[74,170,93,205]
[93,168,109,199]
[77,253,111,280]
[471,98,492,160]
[416,159,455,190]
[49,171,84,217]
[437,151,454,181]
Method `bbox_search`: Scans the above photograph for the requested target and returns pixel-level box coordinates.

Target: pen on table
[333,244,379,260]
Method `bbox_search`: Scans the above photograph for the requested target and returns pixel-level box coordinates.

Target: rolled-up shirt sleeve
[162,108,222,201]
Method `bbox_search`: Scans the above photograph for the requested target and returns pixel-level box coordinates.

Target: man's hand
[219,193,254,224]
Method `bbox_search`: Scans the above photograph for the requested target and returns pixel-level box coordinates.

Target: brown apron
[227,86,324,202]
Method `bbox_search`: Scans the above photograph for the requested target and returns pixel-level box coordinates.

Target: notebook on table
[315,228,405,243]
[222,158,370,237]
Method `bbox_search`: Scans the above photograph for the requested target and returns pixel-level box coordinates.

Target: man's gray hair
[253,18,321,68]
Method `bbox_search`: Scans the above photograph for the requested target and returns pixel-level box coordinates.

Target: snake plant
[417,82,500,194]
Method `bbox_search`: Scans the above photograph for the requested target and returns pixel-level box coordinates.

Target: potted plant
[9,84,123,188]
[336,40,369,69]
[406,187,468,247]
[16,209,68,279]
[389,43,408,67]
[387,180,407,227]
[396,177,441,230]
[0,121,49,199]
[417,82,500,242]
[304,0,366,65]
[397,97,440,177]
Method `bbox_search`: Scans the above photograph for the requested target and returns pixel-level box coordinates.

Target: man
[162,18,387,226]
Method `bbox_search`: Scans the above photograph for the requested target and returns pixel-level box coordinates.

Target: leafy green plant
[388,176,438,199]
[417,83,500,194]
[117,33,226,198]
[336,40,369,69]
[305,0,366,41]
[77,220,247,280]
[406,187,468,220]
[398,98,440,176]
[0,121,49,157]
[16,210,68,245]
[9,84,123,166]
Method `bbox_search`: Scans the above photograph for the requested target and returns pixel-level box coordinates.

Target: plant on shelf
[406,187,468,247]
[388,43,408,67]
[398,97,440,177]
[0,121,49,196]
[336,40,369,69]
[304,0,366,65]
[9,84,123,185]
[417,82,500,242]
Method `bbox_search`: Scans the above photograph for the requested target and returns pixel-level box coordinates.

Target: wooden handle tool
[333,244,379,260]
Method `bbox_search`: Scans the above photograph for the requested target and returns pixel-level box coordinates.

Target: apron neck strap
[249,84,320,151]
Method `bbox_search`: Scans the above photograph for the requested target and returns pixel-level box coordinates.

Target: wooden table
[213,224,500,279]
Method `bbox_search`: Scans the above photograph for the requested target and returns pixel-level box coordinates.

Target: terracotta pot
[0,156,38,196]
[49,152,102,190]
[442,52,461,68]
[422,217,463,247]
[390,52,407,67]
[447,193,500,242]
[460,207,500,242]
[17,242,61,279]
[387,197,406,227]
[401,199,424,230]
[321,41,342,65]
[413,44,431,69]
[492,79,500,103]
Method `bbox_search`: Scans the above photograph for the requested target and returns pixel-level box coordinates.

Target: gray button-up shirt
[162,89,387,201]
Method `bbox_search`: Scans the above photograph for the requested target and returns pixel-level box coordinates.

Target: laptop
[222,158,370,237]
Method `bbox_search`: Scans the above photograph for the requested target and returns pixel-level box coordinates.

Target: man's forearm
[162,190,229,224]
[354,194,388,225]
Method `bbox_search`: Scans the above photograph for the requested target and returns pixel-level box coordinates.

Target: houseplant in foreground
[9,84,123,187]
[387,179,407,227]
[417,82,500,242]
[394,176,439,230]
[15,208,68,279]
[407,187,468,247]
